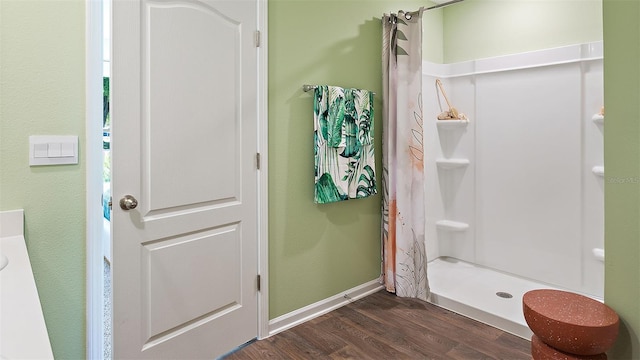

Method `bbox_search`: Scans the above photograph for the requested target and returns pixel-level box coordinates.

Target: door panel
[111,0,258,358]
[143,224,242,339]
[146,2,241,211]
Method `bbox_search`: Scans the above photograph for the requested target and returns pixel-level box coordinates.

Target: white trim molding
[257,0,269,341]
[85,0,105,359]
[424,41,604,78]
[267,280,384,337]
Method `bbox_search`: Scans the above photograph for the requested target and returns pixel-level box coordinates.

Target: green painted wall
[267,0,439,318]
[442,0,603,63]
[603,1,640,357]
[424,3,444,63]
[0,0,86,359]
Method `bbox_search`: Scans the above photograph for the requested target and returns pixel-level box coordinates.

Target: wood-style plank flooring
[224,290,531,359]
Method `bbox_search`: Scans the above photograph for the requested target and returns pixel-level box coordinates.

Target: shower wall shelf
[592,114,604,125]
[592,166,604,177]
[435,220,469,232]
[436,158,470,169]
[436,119,469,129]
[592,248,605,263]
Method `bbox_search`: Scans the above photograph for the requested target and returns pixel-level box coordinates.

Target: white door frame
[85,1,105,358]
[256,0,270,341]
[84,1,269,358]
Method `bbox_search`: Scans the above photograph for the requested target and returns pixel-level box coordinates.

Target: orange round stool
[531,335,608,360]
[523,289,619,359]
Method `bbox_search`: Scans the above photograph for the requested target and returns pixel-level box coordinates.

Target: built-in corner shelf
[435,220,469,232]
[436,119,469,129]
[592,248,605,263]
[436,158,470,169]
[592,114,604,125]
[592,166,604,177]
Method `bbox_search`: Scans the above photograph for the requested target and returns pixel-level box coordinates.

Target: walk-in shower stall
[423,42,604,338]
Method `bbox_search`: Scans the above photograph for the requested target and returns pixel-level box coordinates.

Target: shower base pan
[427,257,564,339]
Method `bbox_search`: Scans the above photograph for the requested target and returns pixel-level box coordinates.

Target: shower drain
[496,291,513,299]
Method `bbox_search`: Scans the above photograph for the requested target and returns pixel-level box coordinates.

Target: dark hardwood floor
[224,290,531,359]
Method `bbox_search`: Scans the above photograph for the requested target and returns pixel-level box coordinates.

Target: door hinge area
[257,274,261,291]
[254,30,261,47]
[256,153,261,170]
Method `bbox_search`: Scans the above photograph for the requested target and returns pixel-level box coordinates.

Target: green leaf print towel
[314,85,377,204]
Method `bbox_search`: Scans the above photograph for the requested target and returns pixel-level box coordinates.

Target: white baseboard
[267,279,384,337]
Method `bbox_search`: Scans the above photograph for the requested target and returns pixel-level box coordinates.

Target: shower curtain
[381,9,429,301]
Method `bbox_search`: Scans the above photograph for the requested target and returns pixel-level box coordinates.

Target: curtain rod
[425,0,464,10]
[389,0,463,23]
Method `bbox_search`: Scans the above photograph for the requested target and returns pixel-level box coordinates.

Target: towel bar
[302,84,317,92]
[302,84,376,96]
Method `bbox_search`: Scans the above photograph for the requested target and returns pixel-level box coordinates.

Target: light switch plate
[29,135,79,166]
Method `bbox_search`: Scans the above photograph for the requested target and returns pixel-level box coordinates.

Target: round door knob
[119,195,138,210]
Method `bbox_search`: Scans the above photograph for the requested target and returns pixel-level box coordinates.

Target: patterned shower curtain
[381,9,429,301]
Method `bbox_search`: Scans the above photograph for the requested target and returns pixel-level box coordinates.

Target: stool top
[523,289,618,327]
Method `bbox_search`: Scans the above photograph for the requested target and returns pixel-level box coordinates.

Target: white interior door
[111,0,259,358]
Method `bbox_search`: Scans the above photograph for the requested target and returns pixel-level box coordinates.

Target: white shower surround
[423,41,604,338]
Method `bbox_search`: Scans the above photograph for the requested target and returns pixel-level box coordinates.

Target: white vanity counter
[0,209,54,359]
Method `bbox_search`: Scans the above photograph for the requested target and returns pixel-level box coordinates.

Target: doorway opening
[101,0,112,357]
[101,0,112,358]
[86,0,112,358]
